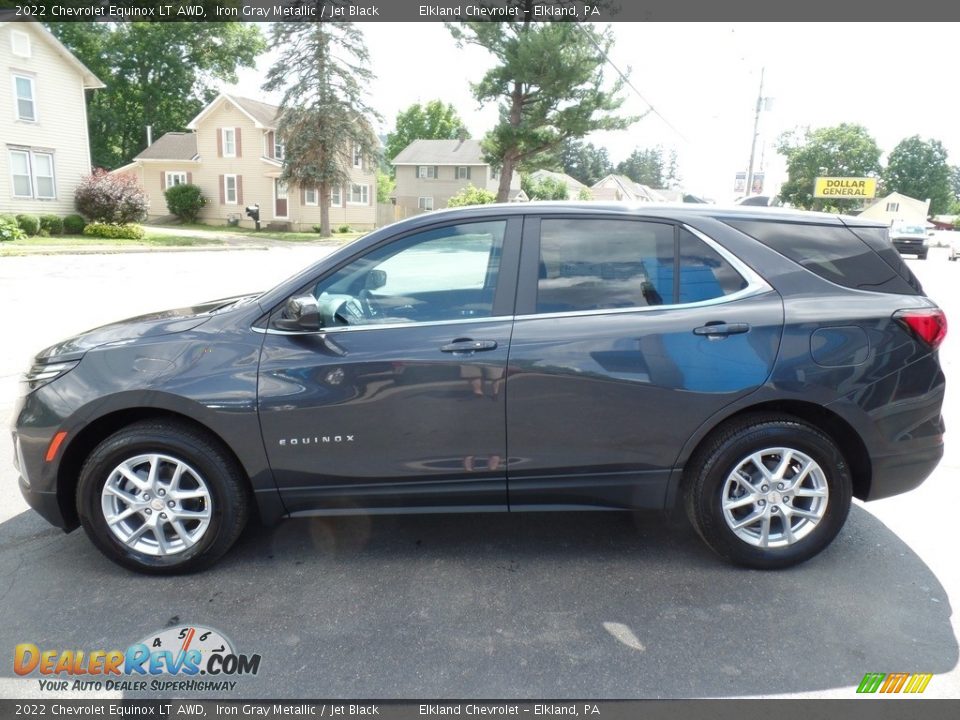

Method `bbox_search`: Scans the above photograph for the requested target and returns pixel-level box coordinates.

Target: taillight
[894,308,947,349]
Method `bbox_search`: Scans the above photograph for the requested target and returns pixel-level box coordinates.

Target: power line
[578,24,689,144]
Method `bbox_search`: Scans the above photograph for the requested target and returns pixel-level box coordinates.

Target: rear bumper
[892,241,926,256]
[864,440,943,501]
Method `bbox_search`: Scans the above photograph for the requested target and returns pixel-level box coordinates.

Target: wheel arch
[56,408,255,531]
[674,399,872,505]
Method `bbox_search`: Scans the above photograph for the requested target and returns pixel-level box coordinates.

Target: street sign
[814,177,877,199]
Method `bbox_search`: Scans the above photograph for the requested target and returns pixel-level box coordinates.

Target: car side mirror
[275,295,321,332]
[365,269,387,291]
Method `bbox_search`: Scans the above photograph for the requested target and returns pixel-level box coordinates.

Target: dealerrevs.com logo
[14,625,261,693]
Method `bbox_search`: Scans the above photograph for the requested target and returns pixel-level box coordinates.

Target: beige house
[392,139,524,214]
[527,169,587,199]
[0,21,104,216]
[591,174,671,203]
[114,93,376,230]
[859,191,930,227]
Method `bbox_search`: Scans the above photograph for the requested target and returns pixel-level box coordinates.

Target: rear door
[505,215,784,510]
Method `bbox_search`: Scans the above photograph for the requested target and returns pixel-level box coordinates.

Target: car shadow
[0,504,954,699]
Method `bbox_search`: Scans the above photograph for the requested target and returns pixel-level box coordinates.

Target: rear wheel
[684,414,852,569]
[77,421,249,574]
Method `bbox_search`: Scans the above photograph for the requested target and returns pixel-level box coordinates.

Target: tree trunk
[497,157,515,203]
[497,81,525,203]
[320,181,331,237]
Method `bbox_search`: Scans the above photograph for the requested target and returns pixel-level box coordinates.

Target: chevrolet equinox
[12,204,946,573]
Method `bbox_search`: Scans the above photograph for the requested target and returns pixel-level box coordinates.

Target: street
[0,245,957,699]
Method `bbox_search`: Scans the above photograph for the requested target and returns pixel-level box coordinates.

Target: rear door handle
[693,322,750,337]
[440,339,498,353]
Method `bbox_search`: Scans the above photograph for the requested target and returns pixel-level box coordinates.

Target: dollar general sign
[814,177,877,199]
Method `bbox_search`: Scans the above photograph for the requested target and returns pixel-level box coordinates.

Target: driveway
[0,247,957,699]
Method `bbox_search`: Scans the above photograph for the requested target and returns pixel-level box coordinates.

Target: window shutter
[161,172,166,190]
[237,175,243,204]
[235,128,242,158]
[219,175,225,204]
[434,166,439,179]
[300,186,305,204]
[267,131,274,159]
[186,172,192,184]
[217,129,223,158]
[467,167,471,180]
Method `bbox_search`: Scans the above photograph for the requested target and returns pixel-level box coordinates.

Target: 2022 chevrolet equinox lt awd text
[12,204,946,573]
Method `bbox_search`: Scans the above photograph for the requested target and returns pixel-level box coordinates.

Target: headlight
[22,360,80,392]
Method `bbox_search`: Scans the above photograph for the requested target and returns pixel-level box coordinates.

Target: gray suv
[12,204,946,573]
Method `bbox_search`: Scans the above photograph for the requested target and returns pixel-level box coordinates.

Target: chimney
[455,126,467,149]
[146,125,153,146]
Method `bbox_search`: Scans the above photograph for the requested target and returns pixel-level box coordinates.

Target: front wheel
[684,414,852,569]
[77,421,250,574]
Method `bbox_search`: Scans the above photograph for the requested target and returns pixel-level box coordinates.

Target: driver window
[311,220,506,327]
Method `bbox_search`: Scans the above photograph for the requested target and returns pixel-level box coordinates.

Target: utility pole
[745,67,765,197]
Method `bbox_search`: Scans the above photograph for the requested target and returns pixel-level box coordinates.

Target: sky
[225,22,960,202]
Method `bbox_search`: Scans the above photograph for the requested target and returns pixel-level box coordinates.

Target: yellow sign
[814,177,877,199]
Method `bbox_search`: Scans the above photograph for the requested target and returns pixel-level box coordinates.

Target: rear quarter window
[722,219,920,295]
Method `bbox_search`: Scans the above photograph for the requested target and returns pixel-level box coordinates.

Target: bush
[0,215,25,242]
[75,169,147,224]
[63,214,86,235]
[16,214,40,236]
[164,183,206,223]
[446,185,496,208]
[39,215,63,235]
[83,222,146,240]
[312,224,324,234]
[338,224,352,233]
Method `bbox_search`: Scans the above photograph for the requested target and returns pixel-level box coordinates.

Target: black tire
[684,414,852,569]
[76,420,249,574]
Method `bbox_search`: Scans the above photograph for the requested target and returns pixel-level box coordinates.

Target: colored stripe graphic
[857,672,932,694]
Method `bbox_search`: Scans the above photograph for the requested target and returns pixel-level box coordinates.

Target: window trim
[9,148,33,198]
[9,148,56,199]
[417,166,437,179]
[304,187,319,206]
[224,174,238,204]
[353,145,363,169]
[165,171,188,187]
[330,186,342,206]
[456,166,470,180]
[31,151,55,199]
[12,73,36,122]
[515,218,770,321]
[222,128,236,158]
[347,183,370,206]
[418,196,434,211]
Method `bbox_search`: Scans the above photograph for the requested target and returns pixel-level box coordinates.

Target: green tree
[884,136,954,215]
[777,123,882,211]
[447,185,497,208]
[615,146,681,187]
[521,174,570,200]
[376,170,396,204]
[263,23,380,237]
[448,19,636,202]
[47,21,265,170]
[385,101,469,164]
[558,140,612,186]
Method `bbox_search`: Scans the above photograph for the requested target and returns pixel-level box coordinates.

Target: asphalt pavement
[0,244,957,699]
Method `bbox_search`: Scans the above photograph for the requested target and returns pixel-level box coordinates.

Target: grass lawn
[165,222,365,243]
[0,233,225,254]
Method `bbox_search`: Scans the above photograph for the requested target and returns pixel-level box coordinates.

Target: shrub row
[83,222,146,240]
[0,213,88,239]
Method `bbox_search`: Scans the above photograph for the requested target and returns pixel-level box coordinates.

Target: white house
[0,21,104,216]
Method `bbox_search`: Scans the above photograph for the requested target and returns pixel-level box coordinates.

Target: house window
[11,30,31,58]
[349,183,369,205]
[9,149,55,199]
[418,197,434,211]
[305,187,318,206]
[165,171,188,187]
[224,174,238,204]
[222,128,236,157]
[331,186,342,206]
[13,75,36,122]
[274,139,285,161]
[456,166,470,180]
[417,166,437,179]
[353,145,363,168]
[886,202,900,212]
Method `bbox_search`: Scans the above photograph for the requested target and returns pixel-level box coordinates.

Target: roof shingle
[134,132,198,161]
[392,139,486,165]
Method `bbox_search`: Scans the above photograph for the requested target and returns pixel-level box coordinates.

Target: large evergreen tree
[263,22,381,236]
[448,18,636,202]
[47,22,265,169]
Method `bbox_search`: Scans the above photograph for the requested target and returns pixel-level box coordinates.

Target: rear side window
[723,219,920,295]
[536,219,747,313]
[843,224,923,294]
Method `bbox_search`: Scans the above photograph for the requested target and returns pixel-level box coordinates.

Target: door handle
[693,322,750,337]
[440,339,498,353]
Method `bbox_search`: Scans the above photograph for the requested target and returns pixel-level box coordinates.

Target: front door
[274,179,288,218]
[258,217,521,514]
[506,216,784,510]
